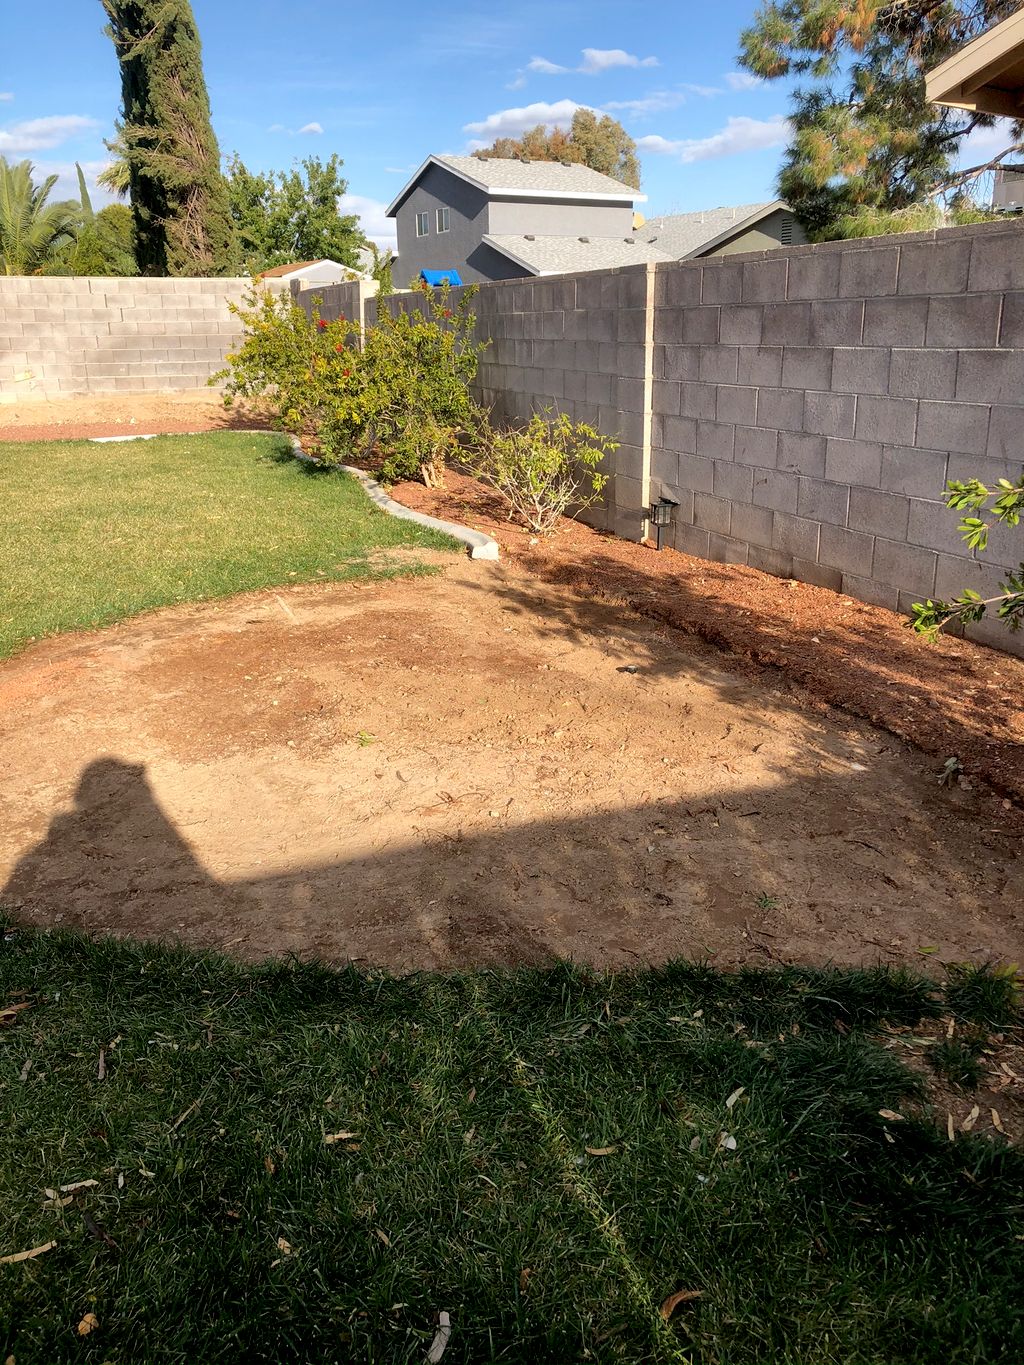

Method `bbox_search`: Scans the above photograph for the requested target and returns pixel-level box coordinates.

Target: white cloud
[463,98,584,146]
[604,90,687,118]
[637,114,790,163]
[527,56,568,75]
[579,48,658,74]
[506,73,528,91]
[384,164,416,174]
[338,192,396,249]
[526,48,659,79]
[724,71,763,92]
[31,159,115,206]
[0,93,13,103]
[683,82,724,98]
[298,121,324,135]
[0,114,98,155]
[267,122,287,133]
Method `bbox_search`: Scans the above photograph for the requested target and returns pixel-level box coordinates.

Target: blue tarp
[419,269,463,286]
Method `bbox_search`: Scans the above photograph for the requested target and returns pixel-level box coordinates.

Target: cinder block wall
[291,278,377,331]
[649,220,1024,653]
[0,276,261,403]
[370,266,654,539]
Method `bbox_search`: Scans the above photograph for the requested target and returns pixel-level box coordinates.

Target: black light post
[649,496,678,551]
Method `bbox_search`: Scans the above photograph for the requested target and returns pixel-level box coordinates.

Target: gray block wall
[0,276,266,402]
[649,220,1024,655]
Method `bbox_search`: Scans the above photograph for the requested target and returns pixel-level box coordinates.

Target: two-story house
[386,154,805,283]
[386,155,645,285]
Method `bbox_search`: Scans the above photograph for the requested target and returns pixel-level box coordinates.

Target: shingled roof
[387,155,643,215]
[483,233,671,276]
[639,202,787,259]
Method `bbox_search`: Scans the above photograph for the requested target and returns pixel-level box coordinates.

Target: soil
[0,558,1021,975]
[0,391,264,442]
[393,470,1024,803]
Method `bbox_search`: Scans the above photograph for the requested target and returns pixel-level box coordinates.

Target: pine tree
[474,109,641,189]
[101,1,237,275]
[739,0,1024,237]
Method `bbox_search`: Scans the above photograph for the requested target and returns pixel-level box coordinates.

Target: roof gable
[387,154,644,216]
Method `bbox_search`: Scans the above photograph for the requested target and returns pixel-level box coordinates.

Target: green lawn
[1,926,1020,1364]
[0,432,458,659]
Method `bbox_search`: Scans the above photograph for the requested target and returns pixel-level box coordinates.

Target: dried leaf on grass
[324,1131,359,1145]
[426,1310,452,1363]
[519,1268,532,1293]
[962,1105,981,1132]
[660,1289,703,1320]
[0,1003,32,1025]
[725,1087,746,1111]
[0,1241,56,1265]
[878,1109,904,1122]
[97,1049,106,1082]
[276,1237,293,1256]
[375,1228,391,1247]
[584,1145,617,1156]
[18,1058,32,1082]
[58,1180,98,1195]
[76,1313,99,1337]
[947,1112,956,1142]
[992,1108,1006,1134]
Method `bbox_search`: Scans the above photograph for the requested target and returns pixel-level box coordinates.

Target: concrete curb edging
[340,464,500,561]
[86,429,499,562]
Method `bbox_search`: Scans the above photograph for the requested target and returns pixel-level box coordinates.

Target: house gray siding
[391,163,637,283]
[486,198,635,238]
[708,208,807,258]
[392,163,491,286]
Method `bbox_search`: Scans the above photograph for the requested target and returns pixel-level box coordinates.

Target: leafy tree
[225,154,365,273]
[0,158,78,275]
[474,108,641,188]
[100,0,237,276]
[738,1,1024,238]
[44,165,138,275]
[911,475,1024,639]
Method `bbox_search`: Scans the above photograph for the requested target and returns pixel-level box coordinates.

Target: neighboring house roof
[926,8,1024,117]
[258,253,379,281]
[387,154,644,216]
[484,233,673,276]
[640,201,788,259]
[259,259,330,278]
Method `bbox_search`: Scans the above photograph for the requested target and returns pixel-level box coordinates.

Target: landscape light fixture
[649,496,678,551]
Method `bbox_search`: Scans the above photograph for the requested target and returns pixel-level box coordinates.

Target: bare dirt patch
[393,470,1024,802]
[0,391,263,442]
[1,560,1020,972]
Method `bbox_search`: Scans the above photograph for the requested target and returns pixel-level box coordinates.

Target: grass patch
[929,1035,986,1090]
[945,962,1022,1029]
[0,432,459,659]
[1,927,1022,1364]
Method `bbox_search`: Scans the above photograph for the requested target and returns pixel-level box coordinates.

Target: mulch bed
[392,469,1024,805]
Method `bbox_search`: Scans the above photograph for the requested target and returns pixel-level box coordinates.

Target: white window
[436,206,450,233]
[415,211,429,237]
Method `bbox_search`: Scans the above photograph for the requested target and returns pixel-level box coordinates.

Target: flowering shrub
[214,281,487,486]
[213,285,364,441]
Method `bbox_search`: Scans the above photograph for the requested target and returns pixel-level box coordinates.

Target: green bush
[341,284,487,485]
[466,408,614,534]
[214,284,363,438]
[214,281,488,486]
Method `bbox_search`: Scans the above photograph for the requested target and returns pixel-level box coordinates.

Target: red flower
[317,319,328,330]
[335,343,344,353]
[342,368,352,378]
[443,309,452,318]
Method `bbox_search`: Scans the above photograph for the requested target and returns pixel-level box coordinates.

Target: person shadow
[2,757,260,952]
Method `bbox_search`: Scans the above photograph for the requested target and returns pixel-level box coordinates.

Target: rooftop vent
[524,234,535,241]
[578,236,590,243]
[560,159,573,166]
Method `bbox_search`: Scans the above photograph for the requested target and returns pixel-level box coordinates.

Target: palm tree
[0,158,79,275]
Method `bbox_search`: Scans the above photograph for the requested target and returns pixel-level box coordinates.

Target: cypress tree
[101,1,237,275]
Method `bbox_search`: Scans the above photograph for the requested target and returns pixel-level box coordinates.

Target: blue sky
[1,0,1010,247]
